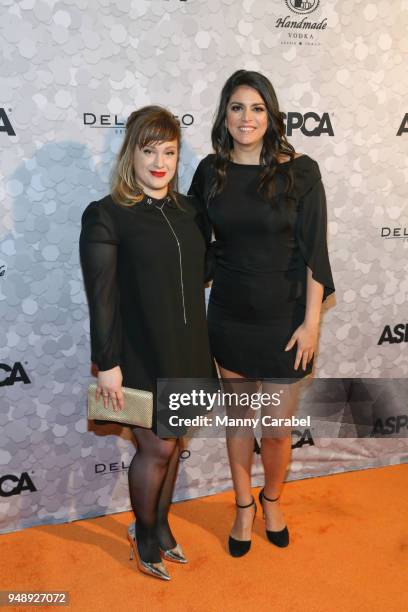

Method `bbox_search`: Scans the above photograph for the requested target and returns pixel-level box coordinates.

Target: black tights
[128,428,181,563]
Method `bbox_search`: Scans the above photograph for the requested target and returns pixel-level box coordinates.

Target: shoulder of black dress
[202,152,216,162]
[81,195,115,230]
[102,193,117,207]
[298,154,319,169]
[196,153,216,170]
[174,192,199,211]
[82,194,119,222]
[174,191,189,204]
[85,194,115,210]
[294,155,321,180]
[292,157,323,200]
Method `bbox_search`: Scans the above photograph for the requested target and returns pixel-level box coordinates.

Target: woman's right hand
[96,365,125,412]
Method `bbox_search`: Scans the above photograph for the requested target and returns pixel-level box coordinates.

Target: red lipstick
[150,171,166,177]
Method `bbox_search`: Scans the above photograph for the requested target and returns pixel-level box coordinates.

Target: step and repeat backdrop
[1,0,407,533]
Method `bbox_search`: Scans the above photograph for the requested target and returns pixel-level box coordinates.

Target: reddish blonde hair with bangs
[111,105,181,206]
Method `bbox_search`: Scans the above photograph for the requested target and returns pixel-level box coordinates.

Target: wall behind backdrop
[1,0,407,533]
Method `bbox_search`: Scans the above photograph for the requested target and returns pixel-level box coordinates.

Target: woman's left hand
[285,322,319,371]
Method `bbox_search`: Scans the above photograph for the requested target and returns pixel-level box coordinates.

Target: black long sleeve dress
[79,192,215,429]
[189,154,335,380]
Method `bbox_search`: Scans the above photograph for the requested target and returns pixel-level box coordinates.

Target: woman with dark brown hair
[189,70,335,557]
[80,106,214,580]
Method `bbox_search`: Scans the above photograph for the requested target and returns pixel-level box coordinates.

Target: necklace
[145,194,187,325]
[145,195,171,209]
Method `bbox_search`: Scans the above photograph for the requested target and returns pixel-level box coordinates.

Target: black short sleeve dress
[79,193,215,428]
[188,154,335,380]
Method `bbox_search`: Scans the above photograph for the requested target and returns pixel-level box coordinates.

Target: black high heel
[228,496,257,558]
[258,488,289,548]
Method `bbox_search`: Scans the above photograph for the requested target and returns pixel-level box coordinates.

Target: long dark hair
[111,105,181,207]
[211,70,295,201]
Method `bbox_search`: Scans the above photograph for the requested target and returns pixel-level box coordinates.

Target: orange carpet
[1,464,407,612]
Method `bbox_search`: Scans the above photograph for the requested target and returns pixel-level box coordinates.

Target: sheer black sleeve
[296,177,335,302]
[188,158,212,245]
[79,201,122,371]
[188,156,219,283]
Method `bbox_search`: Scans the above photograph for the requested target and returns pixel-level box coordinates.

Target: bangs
[137,115,179,148]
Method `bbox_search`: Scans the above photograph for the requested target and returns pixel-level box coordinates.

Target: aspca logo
[397,114,408,136]
[371,415,408,436]
[0,108,16,136]
[291,428,315,448]
[282,111,334,136]
[378,324,408,345]
[254,429,314,453]
[0,362,31,387]
[285,0,320,15]
[0,361,31,387]
[0,472,37,497]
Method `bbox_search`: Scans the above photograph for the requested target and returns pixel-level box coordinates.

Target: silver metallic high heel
[127,522,170,581]
[160,543,188,564]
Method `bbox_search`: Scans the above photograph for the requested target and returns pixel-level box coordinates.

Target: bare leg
[260,380,301,531]
[220,365,258,541]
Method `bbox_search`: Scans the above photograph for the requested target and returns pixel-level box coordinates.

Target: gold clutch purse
[87,384,153,428]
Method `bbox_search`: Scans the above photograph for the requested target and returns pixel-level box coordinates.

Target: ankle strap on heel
[260,488,280,503]
[236,496,255,509]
